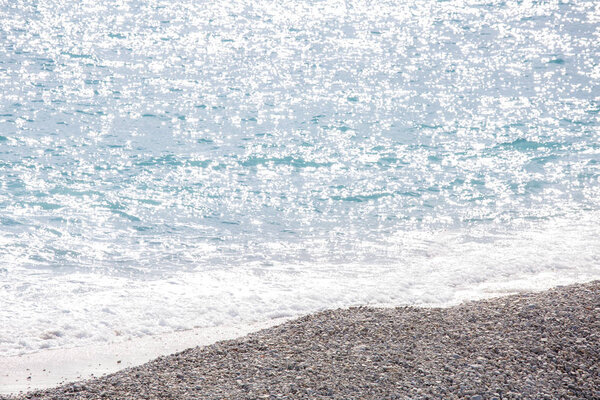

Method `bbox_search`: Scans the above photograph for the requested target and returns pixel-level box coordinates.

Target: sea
[0,0,599,356]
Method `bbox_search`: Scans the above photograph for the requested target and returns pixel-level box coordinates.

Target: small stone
[8,282,598,399]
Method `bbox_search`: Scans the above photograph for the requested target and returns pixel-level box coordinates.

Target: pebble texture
[5,281,599,399]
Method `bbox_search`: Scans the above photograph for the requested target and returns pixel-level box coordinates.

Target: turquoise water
[1,0,599,355]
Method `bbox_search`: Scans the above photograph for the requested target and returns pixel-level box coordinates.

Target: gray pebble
[3,281,599,400]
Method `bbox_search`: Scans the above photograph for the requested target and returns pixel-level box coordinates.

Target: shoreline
[3,280,599,399]
[0,275,589,395]
[0,317,291,396]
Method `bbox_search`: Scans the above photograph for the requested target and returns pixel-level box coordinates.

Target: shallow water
[1,0,599,356]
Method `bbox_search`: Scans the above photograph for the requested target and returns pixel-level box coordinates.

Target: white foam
[1,212,599,361]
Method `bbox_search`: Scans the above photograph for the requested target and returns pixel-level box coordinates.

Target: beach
[2,0,599,367]
[3,280,598,399]
[1,0,599,398]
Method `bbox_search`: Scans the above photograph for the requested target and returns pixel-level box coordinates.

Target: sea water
[0,0,598,356]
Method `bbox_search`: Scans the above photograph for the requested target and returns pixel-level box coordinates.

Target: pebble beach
[4,280,599,400]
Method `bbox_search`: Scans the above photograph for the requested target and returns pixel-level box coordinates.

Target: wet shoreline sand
[4,281,599,399]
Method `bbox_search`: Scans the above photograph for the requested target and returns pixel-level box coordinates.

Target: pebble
[3,281,599,400]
